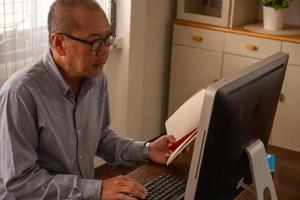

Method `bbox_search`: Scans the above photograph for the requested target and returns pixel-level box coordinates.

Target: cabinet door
[222,53,259,77]
[282,41,300,66]
[177,0,231,27]
[168,44,222,116]
[271,64,300,152]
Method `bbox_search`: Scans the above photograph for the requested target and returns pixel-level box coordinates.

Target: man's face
[63,7,111,78]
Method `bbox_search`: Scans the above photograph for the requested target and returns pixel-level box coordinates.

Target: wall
[127,0,176,141]
[105,0,176,141]
[104,1,132,136]
[106,0,176,141]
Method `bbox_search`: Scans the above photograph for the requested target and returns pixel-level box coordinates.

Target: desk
[95,145,300,200]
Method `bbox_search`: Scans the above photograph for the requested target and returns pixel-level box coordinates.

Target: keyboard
[143,173,186,200]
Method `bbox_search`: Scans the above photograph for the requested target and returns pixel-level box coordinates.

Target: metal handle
[192,35,202,42]
[245,44,258,51]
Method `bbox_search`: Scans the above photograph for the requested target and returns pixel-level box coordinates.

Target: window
[0,0,113,86]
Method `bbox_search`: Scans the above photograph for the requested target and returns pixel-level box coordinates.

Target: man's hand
[148,135,176,164]
[101,175,148,200]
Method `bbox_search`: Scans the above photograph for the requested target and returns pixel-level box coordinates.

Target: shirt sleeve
[0,90,100,199]
[96,77,145,165]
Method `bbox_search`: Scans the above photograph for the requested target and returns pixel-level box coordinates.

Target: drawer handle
[192,35,202,42]
[245,44,258,51]
[279,93,285,103]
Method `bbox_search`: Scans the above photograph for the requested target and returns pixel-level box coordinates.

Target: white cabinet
[177,0,231,27]
[169,23,300,152]
[222,33,280,77]
[282,42,300,66]
[271,65,300,152]
[173,25,224,51]
[168,44,222,116]
[168,25,223,116]
[177,0,258,28]
[222,54,259,77]
[224,33,281,59]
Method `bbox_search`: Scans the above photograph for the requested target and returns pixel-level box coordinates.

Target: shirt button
[79,155,83,159]
[77,129,81,134]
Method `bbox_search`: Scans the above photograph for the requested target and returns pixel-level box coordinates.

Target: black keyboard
[143,173,186,200]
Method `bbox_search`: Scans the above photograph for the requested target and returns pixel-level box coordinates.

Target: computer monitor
[184,52,289,200]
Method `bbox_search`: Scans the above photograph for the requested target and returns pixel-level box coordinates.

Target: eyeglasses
[57,32,116,52]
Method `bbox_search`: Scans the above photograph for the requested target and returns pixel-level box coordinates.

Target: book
[166,89,205,165]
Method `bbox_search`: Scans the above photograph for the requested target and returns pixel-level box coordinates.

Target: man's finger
[119,177,148,197]
[166,135,176,144]
[120,185,147,199]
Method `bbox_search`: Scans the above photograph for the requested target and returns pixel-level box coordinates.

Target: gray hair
[48,0,103,44]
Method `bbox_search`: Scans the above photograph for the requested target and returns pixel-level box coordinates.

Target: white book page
[165,89,205,140]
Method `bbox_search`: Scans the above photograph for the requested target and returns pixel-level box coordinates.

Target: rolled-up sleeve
[0,90,100,199]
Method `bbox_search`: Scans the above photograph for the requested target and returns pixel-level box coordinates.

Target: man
[0,0,176,199]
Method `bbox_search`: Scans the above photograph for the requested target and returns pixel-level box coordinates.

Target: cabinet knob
[279,93,285,103]
[245,44,258,51]
[192,35,202,42]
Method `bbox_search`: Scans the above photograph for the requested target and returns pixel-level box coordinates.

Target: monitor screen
[184,52,288,200]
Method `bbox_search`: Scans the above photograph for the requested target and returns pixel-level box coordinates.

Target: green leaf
[261,0,292,10]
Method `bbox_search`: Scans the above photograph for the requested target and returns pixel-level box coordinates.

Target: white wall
[127,0,176,141]
[104,1,132,136]
[105,0,176,141]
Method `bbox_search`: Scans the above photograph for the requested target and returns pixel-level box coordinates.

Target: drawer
[282,42,300,66]
[173,25,224,52]
[222,53,259,77]
[224,33,281,59]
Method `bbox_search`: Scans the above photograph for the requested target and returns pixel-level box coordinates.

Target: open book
[166,89,205,165]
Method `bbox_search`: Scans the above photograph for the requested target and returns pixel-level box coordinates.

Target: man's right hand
[101,175,148,200]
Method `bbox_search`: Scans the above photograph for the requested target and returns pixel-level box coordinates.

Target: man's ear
[51,33,66,56]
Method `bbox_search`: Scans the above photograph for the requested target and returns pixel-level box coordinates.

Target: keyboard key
[143,173,186,200]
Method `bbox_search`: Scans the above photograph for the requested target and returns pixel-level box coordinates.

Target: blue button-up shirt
[0,50,145,199]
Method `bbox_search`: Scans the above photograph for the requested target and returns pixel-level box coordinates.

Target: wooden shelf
[174,19,300,44]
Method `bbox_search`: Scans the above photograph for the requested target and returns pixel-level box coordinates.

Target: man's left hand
[148,135,176,164]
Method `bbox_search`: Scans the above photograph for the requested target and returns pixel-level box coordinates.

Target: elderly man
[0,0,175,199]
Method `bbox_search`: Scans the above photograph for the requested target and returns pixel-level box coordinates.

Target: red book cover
[168,127,198,151]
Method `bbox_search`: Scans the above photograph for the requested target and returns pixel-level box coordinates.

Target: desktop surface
[127,145,300,200]
[95,144,300,200]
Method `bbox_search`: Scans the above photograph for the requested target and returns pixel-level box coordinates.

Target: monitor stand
[237,139,278,200]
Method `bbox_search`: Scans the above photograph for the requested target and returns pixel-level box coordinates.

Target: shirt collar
[42,49,94,95]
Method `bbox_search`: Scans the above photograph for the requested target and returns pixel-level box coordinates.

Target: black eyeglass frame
[57,32,116,52]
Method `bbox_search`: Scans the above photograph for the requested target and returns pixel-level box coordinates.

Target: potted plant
[262,0,292,30]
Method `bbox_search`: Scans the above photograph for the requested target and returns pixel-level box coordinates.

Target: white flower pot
[263,6,286,31]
